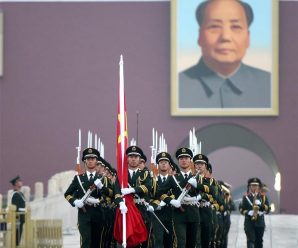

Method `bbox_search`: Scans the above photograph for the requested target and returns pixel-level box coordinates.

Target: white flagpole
[119,55,127,248]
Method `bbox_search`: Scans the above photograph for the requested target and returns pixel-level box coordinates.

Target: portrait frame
[171,0,279,116]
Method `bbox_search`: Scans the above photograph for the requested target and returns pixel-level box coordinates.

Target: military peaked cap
[140,153,147,163]
[193,154,209,164]
[82,148,100,161]
[126,146,143,157]
[10,175,20,186]
[175,147,193,159]
[156,152,172,164]
[248,177,262,186]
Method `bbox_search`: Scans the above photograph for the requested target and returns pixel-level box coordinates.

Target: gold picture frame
[171,0,279,116]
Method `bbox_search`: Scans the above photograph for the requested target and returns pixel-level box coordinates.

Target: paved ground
[63,214,298,248]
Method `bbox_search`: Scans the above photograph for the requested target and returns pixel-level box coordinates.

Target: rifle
[176,171,201,211]
[80,177,103,212]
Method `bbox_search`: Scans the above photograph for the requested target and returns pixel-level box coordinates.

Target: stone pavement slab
[63,214,298,248]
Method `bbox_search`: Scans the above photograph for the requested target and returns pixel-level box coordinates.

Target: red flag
[114,55,147,247]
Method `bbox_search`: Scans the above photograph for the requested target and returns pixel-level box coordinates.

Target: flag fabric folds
[113,55,147,247]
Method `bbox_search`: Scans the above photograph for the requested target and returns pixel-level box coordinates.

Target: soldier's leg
[244,221,256,248]
[163,220,174,248]
[254,226,265,248]
[173,221,186,248]
[91,207,105,248]
[152,215,163,248]
[78,212,92,248]
[186,222,200,248]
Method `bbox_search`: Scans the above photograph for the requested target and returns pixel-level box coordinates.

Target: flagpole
[119,54,127,248]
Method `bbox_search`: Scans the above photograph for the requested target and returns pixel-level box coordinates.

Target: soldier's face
[196,162,207,175]
[128,155,140,168]
[139,161,146,170]
[96,164,105,175]
[159,160,170,172]
[250,184,259,193]
[178,156,191,169]
[198,0,249,70]
[15,180,23,188]
[85,157,97,170]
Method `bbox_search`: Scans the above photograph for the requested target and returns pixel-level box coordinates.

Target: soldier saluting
[239,178,270,248]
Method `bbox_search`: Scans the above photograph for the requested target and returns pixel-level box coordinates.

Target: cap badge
[132,146,136,151]
[182,148,186,152]
[88,148,93,153]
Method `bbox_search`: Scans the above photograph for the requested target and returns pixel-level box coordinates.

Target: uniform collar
[195,59,246,98]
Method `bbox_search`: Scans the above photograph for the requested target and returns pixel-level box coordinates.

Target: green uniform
[114,168,153,248]
[222,193,235,248]
[157,172,209,248]
[240,192,270,248]
[151,175,174,248]
[64,173,110,248]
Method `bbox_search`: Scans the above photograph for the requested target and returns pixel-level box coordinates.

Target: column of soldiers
[64,146,237,248]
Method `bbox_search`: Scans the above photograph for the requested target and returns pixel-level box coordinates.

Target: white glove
[170,199,181,208]
[74,199,84,208]
[86,197,100,205]
[147,205,154,213]
[121,188,135,195]
[196,194,202,201]
[248,210,254,216]
[183,196,196,202]
[187,177,197,188]
[156,201,166,210]
[119,201,128,214]
[255,199,261,205]
[94,179,103,189]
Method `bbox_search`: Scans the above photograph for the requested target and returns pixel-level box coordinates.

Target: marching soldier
[64,148,109,248]
[239,178,270,248]
[10,176,26,246]
[151,152,175,248]
[101,160,117,248]
[218,181,235,248]
[157,147,208,248]
[193,154,214,248]
[117,145,153,247]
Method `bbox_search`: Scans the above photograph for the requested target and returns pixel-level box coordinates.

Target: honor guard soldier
[151,152,175,248]
[193,154,214,248]
[239,178,270,248]
[10,176,26,246]
[100,159,117,248]
[157,147,209,248]
[218,181,235,248]
[64,148,110,248]
[116,145,153,247]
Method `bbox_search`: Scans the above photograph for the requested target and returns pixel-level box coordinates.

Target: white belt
[134,198,145,204]
[200,202,210,208]
[181,200,200,207]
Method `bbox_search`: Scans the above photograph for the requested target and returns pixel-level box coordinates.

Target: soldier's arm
[64,177,79,207]
[260,194,271,214]
[100,176,114,198]
[133,170,152,197]
[113,176,124,205]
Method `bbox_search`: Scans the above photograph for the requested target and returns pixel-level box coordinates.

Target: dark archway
[178,123,280,211]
